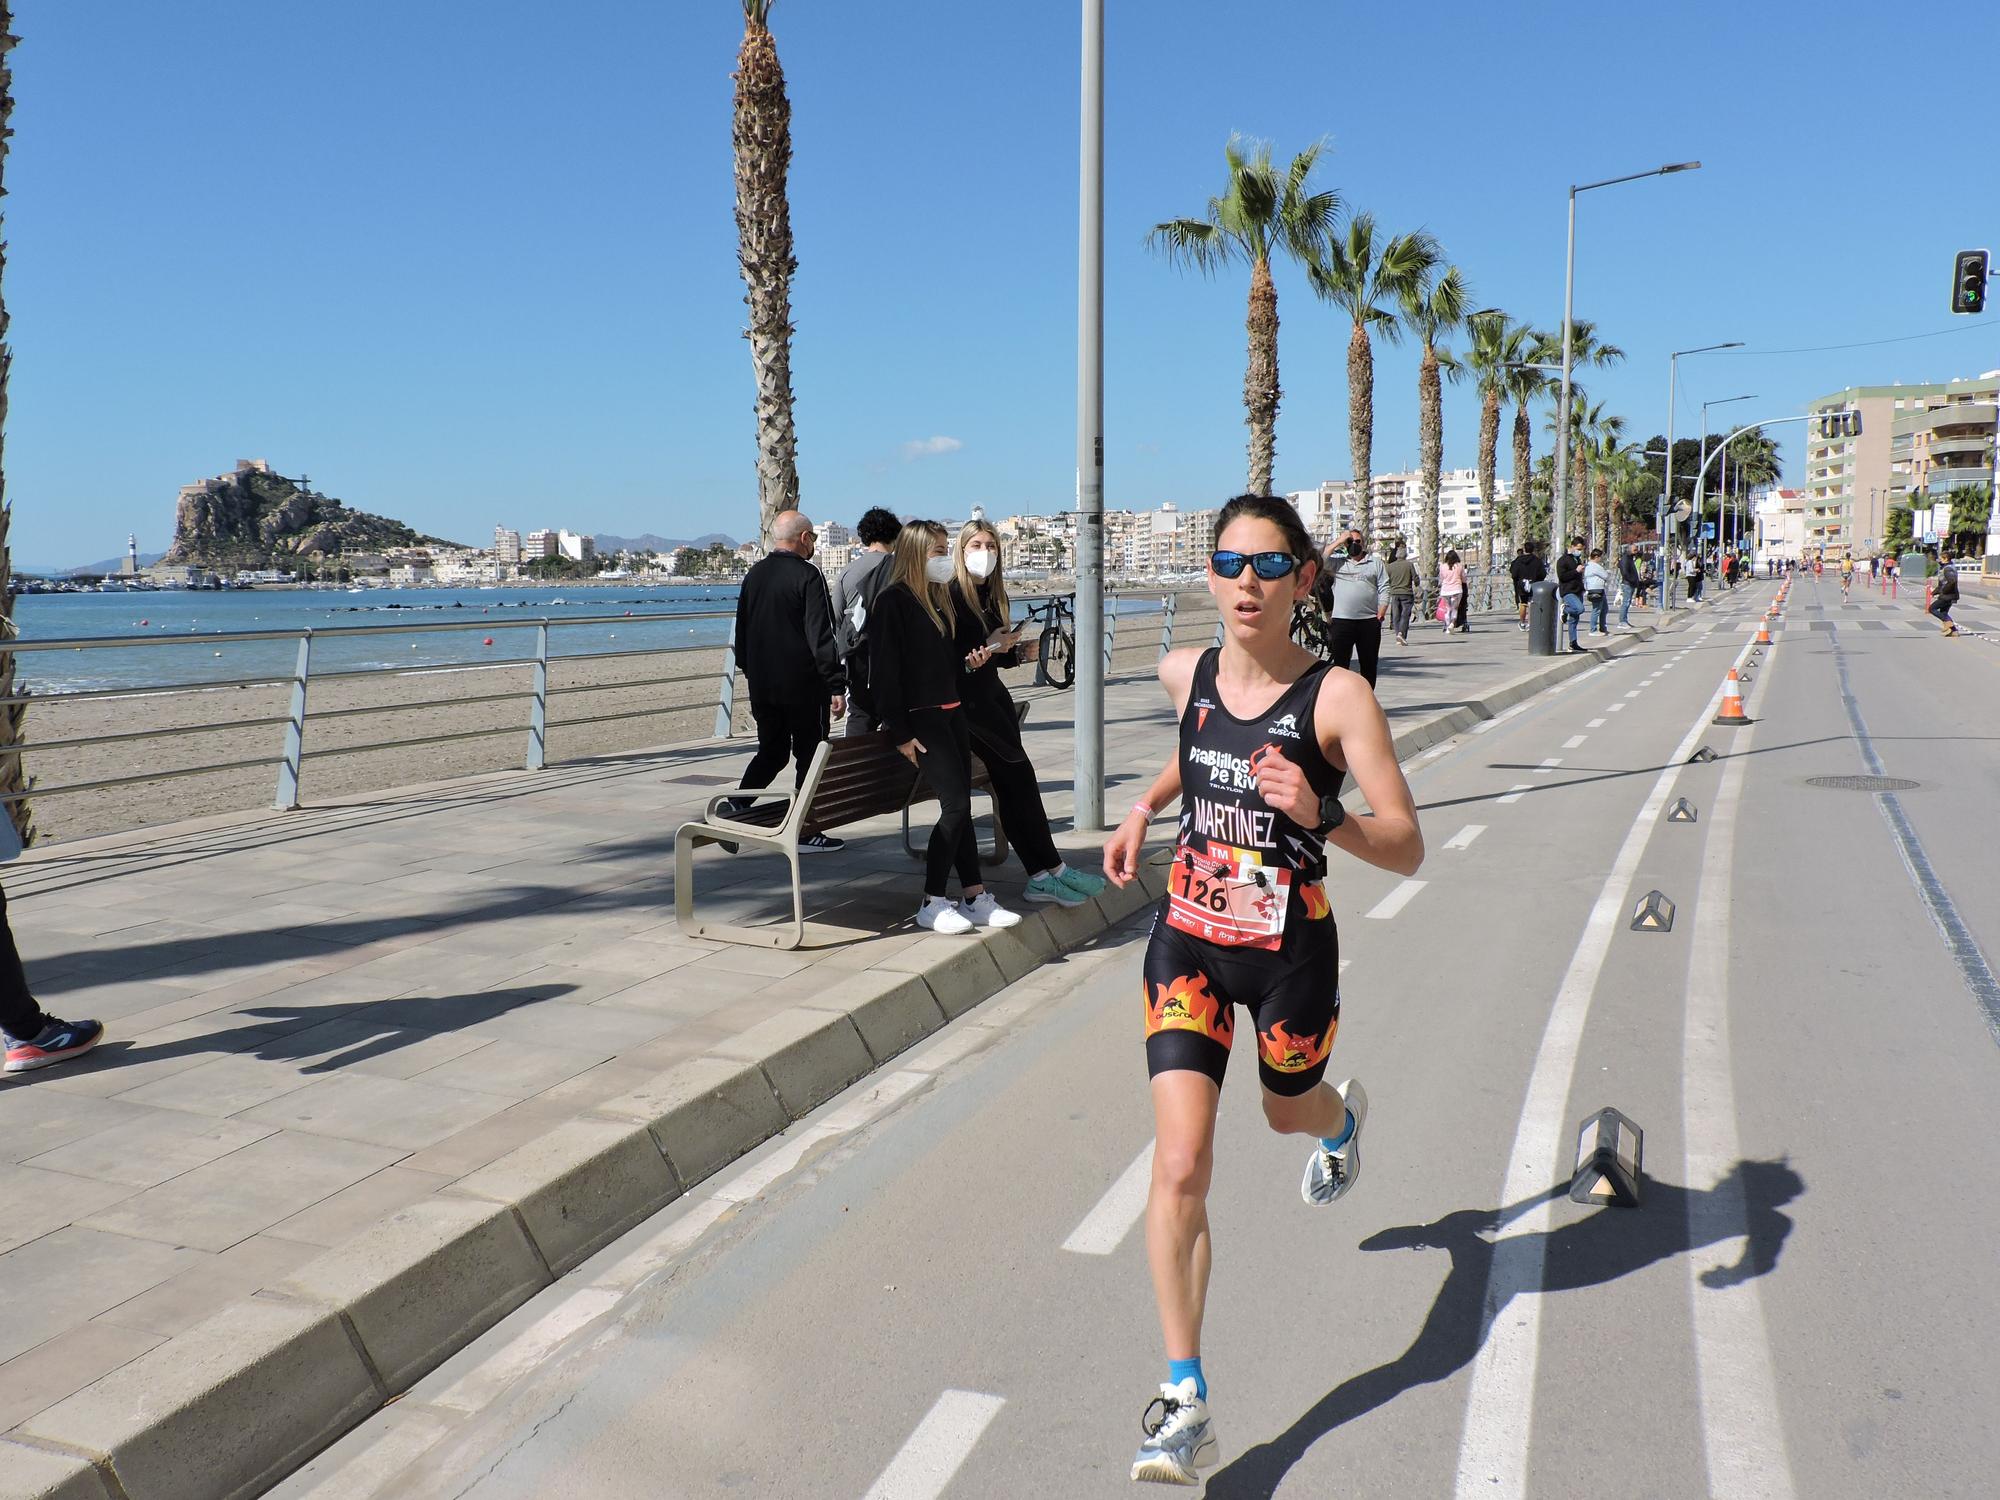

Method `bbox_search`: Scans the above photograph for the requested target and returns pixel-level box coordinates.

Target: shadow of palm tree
[1203,1158,1804,1498]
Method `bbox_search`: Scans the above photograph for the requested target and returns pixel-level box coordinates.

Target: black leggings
[0,888,45,1039]
[910,706,982,898]
[1326,617,1381,687]
[976,741,1059,874]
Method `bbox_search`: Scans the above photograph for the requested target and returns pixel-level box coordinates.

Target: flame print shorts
[1142,891,1340,1097]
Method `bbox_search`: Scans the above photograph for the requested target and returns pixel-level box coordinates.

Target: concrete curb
[9,623,1679,1500]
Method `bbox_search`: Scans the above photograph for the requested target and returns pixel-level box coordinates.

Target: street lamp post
[1074,0,1104,830]
[1699,394,1756,558]
[1554,161,1701,557]
[1662,341,1743,605]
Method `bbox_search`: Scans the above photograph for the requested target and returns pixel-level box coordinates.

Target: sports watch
[1312,793,1346,837]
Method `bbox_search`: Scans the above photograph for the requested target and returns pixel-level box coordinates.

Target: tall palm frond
[1401,264,1470,585]
[1148,136,1339,495]
[1466,313,1530,557]
[1310,215,1439,537]
[735,0,800,545]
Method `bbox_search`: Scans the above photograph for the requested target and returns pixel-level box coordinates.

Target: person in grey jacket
[1318,528,1389,686]
[831,506,901,734]
[1382,543,1419,646]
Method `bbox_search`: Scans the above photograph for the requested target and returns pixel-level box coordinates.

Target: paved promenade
[3,602,1695,1498]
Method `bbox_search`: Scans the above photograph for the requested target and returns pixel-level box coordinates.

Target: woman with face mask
[868,520,1024,934]
[949,521,1109,910]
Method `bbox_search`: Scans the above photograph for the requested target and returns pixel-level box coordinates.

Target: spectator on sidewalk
[1437,549,1467,635]
[948,520,1108,910]
[832,506,900,736]
[870,520,1023,935]
[1,887,103,1074]
[1930,558,1959,637]
[1583,548,1610,635]
[1688,550,1706,603]
[1383,543,1419,646]
[1320,528,1388,685]
[1510,540,1545,631]
[1557,536,1586,653]
[732,510,847,853]
[1617,546,1641,628]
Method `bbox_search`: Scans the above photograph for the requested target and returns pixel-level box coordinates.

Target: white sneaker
[1302,1078,1368,1205]
[1132,1378,1218,1485]
[916,897,973,935]
[958,892,1022,929]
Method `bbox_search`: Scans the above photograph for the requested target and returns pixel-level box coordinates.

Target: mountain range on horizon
[16,532,742,577]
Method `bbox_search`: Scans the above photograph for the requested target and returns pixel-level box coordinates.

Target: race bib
[1166,843,1289,950]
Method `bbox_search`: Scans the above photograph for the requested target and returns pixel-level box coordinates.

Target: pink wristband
[1132,802,1156,822]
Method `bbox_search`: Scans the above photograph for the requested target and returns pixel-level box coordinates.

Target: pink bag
[1435,597,1450,623]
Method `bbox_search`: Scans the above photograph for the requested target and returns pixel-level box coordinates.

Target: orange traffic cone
[1755,620,1771,644]
[1713,667,1750,726]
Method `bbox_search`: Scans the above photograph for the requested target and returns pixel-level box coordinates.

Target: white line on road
[1534,757,1563,774]
[1061,1141,1155,1256]
[1365,879,1427,919]
[1497,784,1532,804]
[1454,647,1744,1500]
[1443,824,1486,851]
[1607,703,1626,712]
[863,1390,1007,1500]
[1586,718,1606,728]
[1624,689,1643,698]
[1419,741,1455,761]
[1682,663,1798,1499]
[1561,735,1587,749]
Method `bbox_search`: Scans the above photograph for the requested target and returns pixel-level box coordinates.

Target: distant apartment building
[1805,380,1996,556]
[556,529,594,563]
[1893,375,1997,547]
[1289,470,1502,555]
[523,529,559,560]
[1754,487,1807,562]
[494,528,522,566]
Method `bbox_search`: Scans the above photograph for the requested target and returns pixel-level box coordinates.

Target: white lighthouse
[124,534,140,577]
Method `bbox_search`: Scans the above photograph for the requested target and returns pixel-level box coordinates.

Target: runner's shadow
[1203,1158,1803,1499]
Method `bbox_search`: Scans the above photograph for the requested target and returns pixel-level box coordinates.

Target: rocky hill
[162,461,462,568]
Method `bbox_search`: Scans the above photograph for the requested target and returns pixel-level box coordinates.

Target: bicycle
[1290,600,1336,661]
[1022,593,1076,689]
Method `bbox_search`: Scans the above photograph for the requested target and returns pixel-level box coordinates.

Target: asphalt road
[275,577,2000,1500]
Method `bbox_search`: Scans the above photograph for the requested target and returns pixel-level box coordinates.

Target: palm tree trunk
[1572,445,1589,552]
[1418,344,1442,589]
[1512,400,1532,552]
[1348,321,1373,538]
[1244,257,1278,496]
[0,9,27,850]
[1477,389,1499,576]
[734,9,800,546]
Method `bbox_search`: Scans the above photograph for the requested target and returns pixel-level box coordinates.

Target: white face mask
[924,555,955,585]
[965,549,997,580]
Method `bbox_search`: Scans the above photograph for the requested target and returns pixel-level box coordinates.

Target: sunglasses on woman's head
[1210,550,1301,581]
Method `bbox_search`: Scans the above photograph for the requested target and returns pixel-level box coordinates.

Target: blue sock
[1320,1108,1356,1155]
[1167,1356,1206,1401]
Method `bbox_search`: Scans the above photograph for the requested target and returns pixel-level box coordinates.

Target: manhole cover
[1805,774,1919,792]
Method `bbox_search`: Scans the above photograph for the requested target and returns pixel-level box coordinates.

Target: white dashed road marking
[1443,824,1486,851]
[1497,784,1532,804]
[1586,718,1606,728]
[1535,757,1563,774]
[1062,1141,1155,1256]
[863,1390,1008,1500]
[1365,879,1427,920]
[1562,735,1588,749]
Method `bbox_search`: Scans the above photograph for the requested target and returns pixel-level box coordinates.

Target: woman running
[868,520,1024,935]
[1102,494,1423,1485]
[947,520,1109,908]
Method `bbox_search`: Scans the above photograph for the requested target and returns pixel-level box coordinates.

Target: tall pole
[1662,355,1677,606]
[1554,189,1577,554]
[1073,0,1104,831]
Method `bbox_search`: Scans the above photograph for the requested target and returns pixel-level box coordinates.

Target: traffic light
[1952,250,1988,315]
[1816,410,1861,441]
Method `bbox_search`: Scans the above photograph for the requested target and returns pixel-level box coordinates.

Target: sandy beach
[15,596,1196,844]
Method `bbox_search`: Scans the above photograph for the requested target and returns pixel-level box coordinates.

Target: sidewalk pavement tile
[0,1092,152,1164]
[114,1054,319,1118]
[92,1234,322,1341]
[24,1113,277,1189]
[76,1133,404,1253]
[393,1098,578,1180]
[266,1166,459,1249]
[236,1073,517,1151]
[0,1320,166,1436]
[453,989,676,1050]
[0,1227,204,1363]
[0,1431,124,1498]
[410,1039,609,1098]
[0,1166,138,1255]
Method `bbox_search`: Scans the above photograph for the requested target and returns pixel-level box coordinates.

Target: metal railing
[0,592,1195,815]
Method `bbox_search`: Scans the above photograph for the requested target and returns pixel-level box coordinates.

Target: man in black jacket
[1617,546,1642,629]
[1509,541,1545,631]
[1555,537,1586,652]
[733,511,847,851]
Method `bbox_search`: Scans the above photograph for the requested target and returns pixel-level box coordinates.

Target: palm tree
[1310,216,1438,537]
[1599,442,1650,545]
[1465,312,1529,571]
[1400,264,1470,588]
[1587,413,1629,548]
[1530,320,1624,546]
[735,0,800,546]
[1507,353,1547,551]
[1149,138,1339,495]
[0,8,27,848]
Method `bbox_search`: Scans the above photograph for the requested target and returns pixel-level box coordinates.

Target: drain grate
[1806,774,1919,792]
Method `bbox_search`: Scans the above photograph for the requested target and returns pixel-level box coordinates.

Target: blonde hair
[953,519,1010,629]
[888,520,954,636]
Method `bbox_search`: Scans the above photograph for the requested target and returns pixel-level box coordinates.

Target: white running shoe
[958,892,1022,929]
[916,897,974,935]
[1131,1378,1217,1485]
[1302,1078,1368,1206]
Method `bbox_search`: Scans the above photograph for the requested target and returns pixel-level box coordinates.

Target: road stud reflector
[1667,798,1697,823]
[1713,669,1750,727]
[1630,890,1675,931]
[1687,746,1717,764]
[1569,1106,1645,1208]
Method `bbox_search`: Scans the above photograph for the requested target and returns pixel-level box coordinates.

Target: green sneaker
[1055,864,1107,898]
[1024,871,1087,907]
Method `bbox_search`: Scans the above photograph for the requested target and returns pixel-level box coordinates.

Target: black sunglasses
[1210,550,1302,581]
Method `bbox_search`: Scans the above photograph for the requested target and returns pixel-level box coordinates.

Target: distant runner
[1103,494,1424,1486]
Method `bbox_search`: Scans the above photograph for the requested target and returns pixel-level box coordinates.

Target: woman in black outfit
[947,520,1109,910]
[867,521,1024,935]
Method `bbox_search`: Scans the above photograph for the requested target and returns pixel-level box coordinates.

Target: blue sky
[6,0,1996,566]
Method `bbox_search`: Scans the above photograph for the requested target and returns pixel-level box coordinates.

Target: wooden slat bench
[673,706,1029,949]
